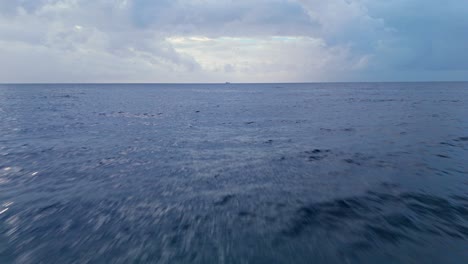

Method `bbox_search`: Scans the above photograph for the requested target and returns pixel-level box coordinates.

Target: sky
[0,0,467,83]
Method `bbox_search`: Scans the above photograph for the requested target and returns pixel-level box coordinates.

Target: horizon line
[1,81,468,85]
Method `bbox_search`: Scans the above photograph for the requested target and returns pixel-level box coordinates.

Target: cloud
[0,0,466,82]
[167,36,365,82]
[130,0,316,37]
[0,0,203,82]
[365,0,468,71]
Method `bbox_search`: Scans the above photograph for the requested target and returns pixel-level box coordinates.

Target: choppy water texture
[0,83,468,263]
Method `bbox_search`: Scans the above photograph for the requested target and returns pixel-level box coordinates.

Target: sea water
[0,83,467,263]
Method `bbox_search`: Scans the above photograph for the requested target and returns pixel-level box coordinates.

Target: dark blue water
[0,83,467,263]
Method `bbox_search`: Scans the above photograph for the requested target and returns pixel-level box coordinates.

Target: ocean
[0,83,467,263]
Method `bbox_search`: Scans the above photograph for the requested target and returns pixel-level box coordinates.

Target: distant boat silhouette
[225,82,231,84]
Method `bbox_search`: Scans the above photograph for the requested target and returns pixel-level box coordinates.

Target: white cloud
[167,36,365,82]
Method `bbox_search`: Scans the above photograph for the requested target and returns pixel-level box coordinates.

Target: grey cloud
[130,0,316,37]
[0,0,204,82]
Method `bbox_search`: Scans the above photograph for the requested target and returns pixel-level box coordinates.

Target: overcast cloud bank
[0,0,467,82]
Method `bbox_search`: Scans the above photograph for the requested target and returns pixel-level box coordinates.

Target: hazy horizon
[2,81,468,85]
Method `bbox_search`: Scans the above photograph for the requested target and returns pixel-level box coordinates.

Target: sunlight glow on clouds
[0,0,466,82]
[167,36,365,82]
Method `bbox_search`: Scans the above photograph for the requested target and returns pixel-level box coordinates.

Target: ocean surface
[0,82,467,263]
